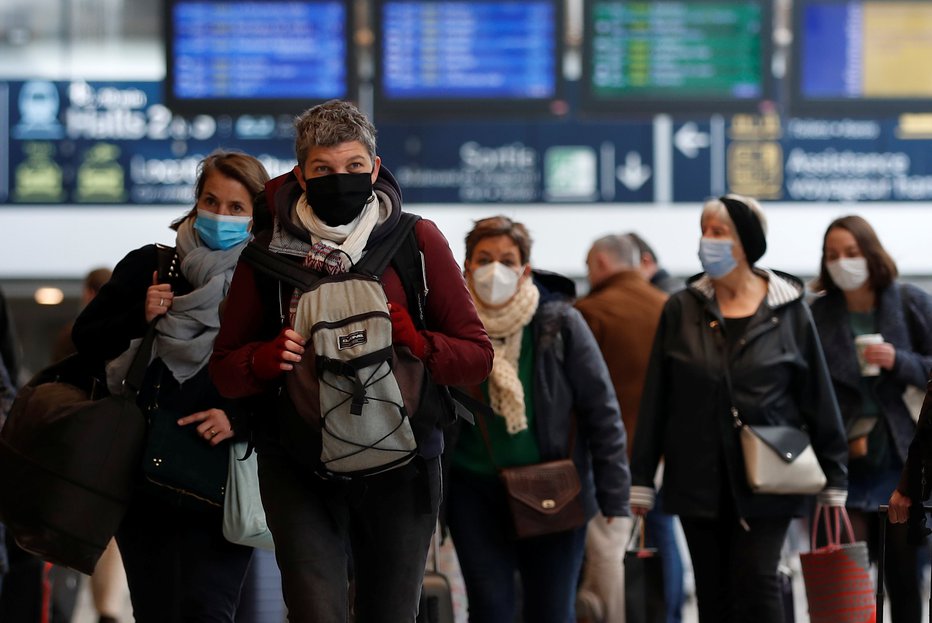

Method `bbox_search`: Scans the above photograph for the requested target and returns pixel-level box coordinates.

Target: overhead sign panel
[374,0,562,118]
[583,0,772,114]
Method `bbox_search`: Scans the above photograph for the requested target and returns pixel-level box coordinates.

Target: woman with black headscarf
[629,195,848,623]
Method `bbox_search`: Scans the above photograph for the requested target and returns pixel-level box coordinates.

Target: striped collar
[690,268,802,309]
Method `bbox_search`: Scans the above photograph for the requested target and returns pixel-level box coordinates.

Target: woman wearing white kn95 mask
[448,215,629,623]
[810,215,932,623]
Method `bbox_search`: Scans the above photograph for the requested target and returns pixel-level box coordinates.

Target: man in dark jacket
[626,232,683,295]
[210,100,493,623]
[576,233,683,623]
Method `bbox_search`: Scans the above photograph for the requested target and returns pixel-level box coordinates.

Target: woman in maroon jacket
[209,100,493,623]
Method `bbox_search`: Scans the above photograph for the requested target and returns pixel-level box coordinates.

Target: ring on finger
[159,298,164,307]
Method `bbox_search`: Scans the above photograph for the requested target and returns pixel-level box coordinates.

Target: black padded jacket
[631,269,848,520]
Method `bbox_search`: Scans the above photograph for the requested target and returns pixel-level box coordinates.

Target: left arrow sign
[674,122,710,159]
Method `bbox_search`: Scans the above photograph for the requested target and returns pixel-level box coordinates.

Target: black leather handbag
[0,325,154,574]
[140,365,228,508]
[142,405,228,507]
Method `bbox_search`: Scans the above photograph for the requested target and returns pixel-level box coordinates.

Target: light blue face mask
[194,209,252,250]
[698,237,737,279]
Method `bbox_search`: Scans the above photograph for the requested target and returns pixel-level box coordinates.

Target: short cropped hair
[465,216,533,265]
[592,234,640,268]
[294,99,377,168]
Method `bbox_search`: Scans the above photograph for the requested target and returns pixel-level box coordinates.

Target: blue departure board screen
[166,0,351,114]
[583,0,771,113]
[792,0,932,114]
[375,0,560,116]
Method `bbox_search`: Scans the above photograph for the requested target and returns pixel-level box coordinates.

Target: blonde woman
[629,196,848,623]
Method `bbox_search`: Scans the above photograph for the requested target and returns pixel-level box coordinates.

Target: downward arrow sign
[617,151,651,191]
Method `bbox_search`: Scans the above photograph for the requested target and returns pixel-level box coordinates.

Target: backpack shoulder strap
[240,236,323,292]
[356,213,427,328]
[391,222,428,330]
[355,213,421,278]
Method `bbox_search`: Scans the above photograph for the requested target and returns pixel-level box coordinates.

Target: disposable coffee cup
[854,333,883,376]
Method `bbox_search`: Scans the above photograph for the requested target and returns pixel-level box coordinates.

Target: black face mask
[304,173,373,227]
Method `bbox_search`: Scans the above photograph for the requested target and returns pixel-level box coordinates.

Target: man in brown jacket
[575,234,684,623]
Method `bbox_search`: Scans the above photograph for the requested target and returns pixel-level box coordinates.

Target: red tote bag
[800,505,876,623]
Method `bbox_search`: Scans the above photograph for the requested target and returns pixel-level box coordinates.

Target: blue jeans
[644,494,685,623]
[847,464,902,511]
[447,469,587,623]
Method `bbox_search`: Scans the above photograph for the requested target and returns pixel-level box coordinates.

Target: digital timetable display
[793,0,932,114]
[584,1,770,113]
[165,0,351,114]
[375,0,560,116]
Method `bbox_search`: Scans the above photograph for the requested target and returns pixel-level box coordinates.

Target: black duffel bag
[0,325,153,575]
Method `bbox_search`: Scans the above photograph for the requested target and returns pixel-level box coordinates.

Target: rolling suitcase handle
[878,504,886,623]
[417,523,454,623]
[877,504,932,623]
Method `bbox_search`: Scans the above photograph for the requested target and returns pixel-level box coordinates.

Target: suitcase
[418,572,454,623]
[49,564,82,622]
[877,504,932,622]
[416,529,454,623]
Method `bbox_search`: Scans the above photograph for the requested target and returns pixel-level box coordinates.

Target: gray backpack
[242,214,458,478]
[294,270,417,476]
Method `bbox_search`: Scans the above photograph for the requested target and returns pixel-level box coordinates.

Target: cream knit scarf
[294,191,381,271]
[473,278,540,434]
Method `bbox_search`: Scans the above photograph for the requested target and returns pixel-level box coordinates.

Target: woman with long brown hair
[811,214,932,623]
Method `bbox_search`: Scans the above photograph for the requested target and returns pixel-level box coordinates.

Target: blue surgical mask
[194,209,252,250]
[698,237,737,279]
